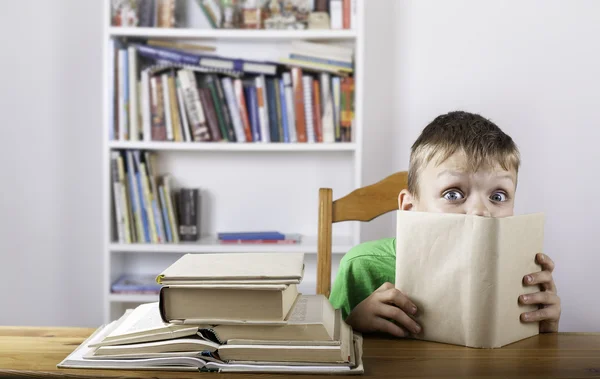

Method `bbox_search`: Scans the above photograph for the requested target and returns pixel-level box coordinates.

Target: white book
[302,76,315,143]
[320,73,335,143]
[255,75,271,142]
[332,76,341,142]
[329,0,343,30]
[175,79,192,142]
[282,73,297,143]
[127,46,139,141]
[140,70,151,141]
[161,74,174,141]
[117,49,128,141]
[221,77,246,142]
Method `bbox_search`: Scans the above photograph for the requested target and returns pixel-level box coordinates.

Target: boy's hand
[519,253,561,333]
[345,282,421,338]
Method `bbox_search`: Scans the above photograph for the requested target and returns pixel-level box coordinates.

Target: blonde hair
[408,111,520,197]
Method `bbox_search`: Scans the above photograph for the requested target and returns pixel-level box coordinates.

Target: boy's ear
[398,189,415,211]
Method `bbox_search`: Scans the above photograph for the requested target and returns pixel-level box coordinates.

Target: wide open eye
[490,191,508,202]
[443,190,464,202]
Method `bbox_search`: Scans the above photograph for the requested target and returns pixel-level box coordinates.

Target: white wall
[393,0,600,332]
[0,0,104,326]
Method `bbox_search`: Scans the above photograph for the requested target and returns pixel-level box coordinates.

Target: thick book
[156,252,305,285]
[158,282,299,324]
[92,296,337,347]
[394,211,544,348]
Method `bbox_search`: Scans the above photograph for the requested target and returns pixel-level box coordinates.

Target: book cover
[394,211,543,348]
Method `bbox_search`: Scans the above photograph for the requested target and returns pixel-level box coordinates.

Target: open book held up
[395,211,544,348]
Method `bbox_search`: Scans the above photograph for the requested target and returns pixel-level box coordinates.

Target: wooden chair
[316,171,409,297]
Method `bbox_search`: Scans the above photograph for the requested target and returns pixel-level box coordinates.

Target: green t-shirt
[328,238,396,320]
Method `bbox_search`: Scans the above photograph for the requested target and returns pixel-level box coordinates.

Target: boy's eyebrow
[437,169,466,178]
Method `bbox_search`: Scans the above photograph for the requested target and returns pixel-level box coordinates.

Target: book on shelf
[217,231,302,244]
[111,273,162,294]
[109,39,355,144]
[110,0,356,31]
[110,149,198,244]
[61,251,363,374]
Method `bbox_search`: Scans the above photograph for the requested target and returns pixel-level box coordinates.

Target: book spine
[330,0,343,29]
[291,68,307,142]
[255,75,271,142]
[132,151,151,242]
[221,77,247,142]
[178,188,199,241]
[140,70,152,141]
[342,0,351,29]
[320,73,335,143]
[198,87,222,141]
[149,75,167,141]
[233,78,254,142]
[312,79,323,143]
[158,184,172,242]
[266,78,280,142]
[175,77,193,142]
[246,86,261,142]
[167,73,183,142]
[111,153,125,242]
[211,75,237,142]
[127,46,139,141]
[161,74,174,141]
[139,162,158,243]
[116,153,133,243]
[163,175,180,243]
[118,49,129,140]
[331,76,342,142]
[282,73,298,143]
[288,54,353,69]
[178,70,211,141]
[134,44,200,66]
[278,79,290,143]
[302,75,315,143]
[125,151,145,242]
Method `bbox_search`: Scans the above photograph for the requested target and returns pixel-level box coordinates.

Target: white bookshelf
[102,0,365,322]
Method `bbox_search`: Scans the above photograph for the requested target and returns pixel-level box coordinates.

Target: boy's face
[399,151,517,217]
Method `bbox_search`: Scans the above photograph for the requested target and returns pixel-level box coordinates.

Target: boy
[329,111,561,338]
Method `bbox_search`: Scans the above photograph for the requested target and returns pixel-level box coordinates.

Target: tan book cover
[159,283,299,324]
[395,211,543,348]
[156,252,305,285]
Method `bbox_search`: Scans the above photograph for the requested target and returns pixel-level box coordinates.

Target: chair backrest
[316,171,409,297]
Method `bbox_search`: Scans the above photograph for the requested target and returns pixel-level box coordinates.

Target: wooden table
[0,326,599,378]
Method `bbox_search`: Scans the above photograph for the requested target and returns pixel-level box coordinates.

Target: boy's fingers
[376,282,395,292]
[523,270,553,287]
[378,289,418,316]
[372,317,408,338]
[376,303,421,335]
[521,305,560,323]
[536,253,555,272]
[519,291,559,306]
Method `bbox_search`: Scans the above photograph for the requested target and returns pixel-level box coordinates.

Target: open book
[395,211,544,348]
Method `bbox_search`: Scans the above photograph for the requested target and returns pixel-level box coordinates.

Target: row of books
[111,149,199,244]
[60,252,363,373]
[109,40,355,143]
[112,0,356,31]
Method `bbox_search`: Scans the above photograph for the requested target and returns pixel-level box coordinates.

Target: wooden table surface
[0,326,599,378]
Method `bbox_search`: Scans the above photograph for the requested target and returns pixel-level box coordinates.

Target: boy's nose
[468,196,491,217]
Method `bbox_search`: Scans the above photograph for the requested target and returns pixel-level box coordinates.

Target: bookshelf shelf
[109,27,357,41]
[109,236,353,254]
[108,141,357,152]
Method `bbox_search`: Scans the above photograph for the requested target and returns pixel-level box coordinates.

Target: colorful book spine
[221,77,247,142]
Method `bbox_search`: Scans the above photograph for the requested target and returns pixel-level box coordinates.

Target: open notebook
[395,211,544,348]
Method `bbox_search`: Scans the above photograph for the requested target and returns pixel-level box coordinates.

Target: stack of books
[59,252,364,374]
[217,231,302,244]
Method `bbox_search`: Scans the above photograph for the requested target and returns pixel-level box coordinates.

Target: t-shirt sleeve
[328,239,396,320]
